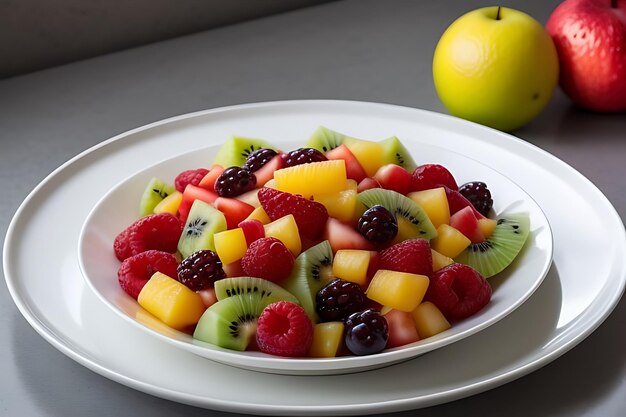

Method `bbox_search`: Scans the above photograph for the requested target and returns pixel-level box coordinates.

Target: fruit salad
[112,126,530,358]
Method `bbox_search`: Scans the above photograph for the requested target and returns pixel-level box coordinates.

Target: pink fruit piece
[373,164,413,195]
[256,301,314,357]
[357,177,381,193]
[175,168,210,193]
[241,237,295,282]
[117,250,179,299]
[411,164,458,192]
[213,197,255,230]
[323,217,375,253]
[238,219,265,245]
[424,263,492,322]
[325,144,368,182]
[449,206,485,243]
[444,186,485,219]
[257,188,329,239]
[379,239,433,278]
[127,213,182,257]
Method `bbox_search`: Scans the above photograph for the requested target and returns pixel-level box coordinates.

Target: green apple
[433,7,559,132]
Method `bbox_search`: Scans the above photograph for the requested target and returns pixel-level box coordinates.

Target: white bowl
[78,138,553,375]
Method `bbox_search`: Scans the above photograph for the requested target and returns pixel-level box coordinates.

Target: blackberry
[344,309,389,356]
[215,166,257,197]
[458,181,493,217]
[357,205,398,243]
[315,279,367,322]
[243,148,278,172]
[177,250,225,291]
[282,147,327,168]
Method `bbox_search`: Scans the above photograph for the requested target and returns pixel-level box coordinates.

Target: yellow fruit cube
[343,137,385,177]
[477,217,497,239]
[213,227,248,265]
[430,224,471,258]
[431,249,454,271]
[313,188,358,222]
[412,301,451,338]
[245,205,271,224]
[309,321,345,358]
[407,187,450,229]
[138,272,206,330]
[152,191,183,215]
[264,214,301,256]
[332,249,372,286]
[366,269,430,312]
[274,160,347,198]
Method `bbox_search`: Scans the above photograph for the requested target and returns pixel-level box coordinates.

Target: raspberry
[215,166,257,197]
[257,188,329,239]
[256,301,313,357]
[357,205,398,243]
[411,164,458,192]
[243,148,278,172]
[126,213,182,257]
[177,250,226,291]
[241,237,294,282]
[174,168,209,193]
[117,250,179,299]
[344,309,389,356]
[379,239,433,277]
[315,279,368,322]
[424,263,492,322]
[282,148,327,168]
[113,213,182,261]
[459,181,493,217]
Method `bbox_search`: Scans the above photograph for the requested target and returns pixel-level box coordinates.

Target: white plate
[4,100,626,415]
[78,137,552,375]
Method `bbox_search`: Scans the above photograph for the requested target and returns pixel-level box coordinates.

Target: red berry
[175,168,210,193]
[379,239,433,278]
[117,250,178,299]
[257,187,329,239]
[443,186,485,219]
[241,237,294,282]
[256,301,313,357]
[126,213,182,257]
[424,263,491,322]
[411,164,458,192]
[113,228,132,261]
[237,219,265,245]
[177,250,225,291]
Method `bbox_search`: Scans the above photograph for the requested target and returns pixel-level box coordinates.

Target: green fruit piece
[139,178,176,217]
[214,276,299,304]
[379,136,417,171]
[212,135,276,167]
[305,126,350,152]
[455,213,530,278]
[358,188,437,240]
[280,240,334,322]
[177,200,227,259]
[193,293,268,351]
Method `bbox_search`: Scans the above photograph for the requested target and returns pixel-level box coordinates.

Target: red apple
[546,0,626,112]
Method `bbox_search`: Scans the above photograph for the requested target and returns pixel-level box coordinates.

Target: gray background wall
[0,0,333,79]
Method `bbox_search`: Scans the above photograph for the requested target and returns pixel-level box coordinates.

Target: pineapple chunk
[264,214,301,256]
[412,301,451,338]
[274,160,347,198]
[152,190,183,215]
[343,137,385,177]
[407,187,450,229]
[213,227,248,265]
[430,224,471,258]
[309,322,345,358]
[332,249,372,286]
[245,205,271,224]
[366,269,429,312]
[313,188,358,222]
[138,272,206,330]
[431,249,454,271]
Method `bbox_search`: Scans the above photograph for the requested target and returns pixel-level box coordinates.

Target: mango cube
[366,269,429,312]
[245,205,271,224]
[407,187,450,229]
[309,321,345,358]
[431,249,454,271]
[152,190,183,215]
[313,188,358,222]
[274,160,347,198]
[412,301,451,338]
[343,137,385,177]
[332,249,372,286]
[213,227,248,265]
[264,214,301,256]
[138,272,206,330]
[430,223,471,258]
[477,217,497,239]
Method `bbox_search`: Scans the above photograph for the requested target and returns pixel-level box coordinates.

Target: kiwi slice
[139,178,176,217]
[454,213,530,278]
[379,136,417,171]
[280,240,334,322]
[214,276,299,304]
[212,135,276,167]
[358,188,437,240]
[177,200,227,259]
[305,126,349,152]
[193,293,267,351]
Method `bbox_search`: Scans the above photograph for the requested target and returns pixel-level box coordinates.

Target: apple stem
[496,6,502,20]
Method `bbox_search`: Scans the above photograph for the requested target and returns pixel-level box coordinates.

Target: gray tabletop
[2,0,625,416]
